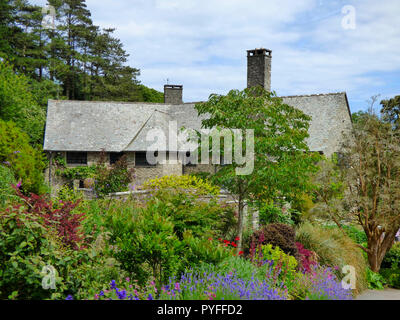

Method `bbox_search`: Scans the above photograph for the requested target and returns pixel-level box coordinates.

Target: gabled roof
[43,92,352,157]
[43,100,206,152]
[281,92,352,156]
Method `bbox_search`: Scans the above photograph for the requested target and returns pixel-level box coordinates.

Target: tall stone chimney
[247,48,272,91]
[164,85,183,104]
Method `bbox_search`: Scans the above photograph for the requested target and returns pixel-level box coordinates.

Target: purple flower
[65,295,73,300]
[110,280,117,290]
[16,180,22,189]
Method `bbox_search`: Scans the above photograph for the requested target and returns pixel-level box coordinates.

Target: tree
[0,119,47,195]
[195,86,320,251]
[381,95,400,129]
[314,110,400,272]
[0,60,45,146]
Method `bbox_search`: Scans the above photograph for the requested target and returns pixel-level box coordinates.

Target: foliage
[296,222,368,294]
[93,154,134,198]
[102,191,235,287]
[381,95,400,129]
[259,244,298,291]
[366,268,386,290]
[145,190,236,240]
[313,109,400,272]
[295,242,318,273]
[324,224,367,246]
[0,119,47,194]
[0,199,126,300]
[245,223,299,258]
[257,200,294,225]
[0,61,45,145]
[108,205,184,287]
[381,243,400,269]
[143,174,220,196]
[0,164,16,206]
[57,165,97,180]
[54,185,84,205]
[135,84,164,103]
[290,265,353,300]
[195,86,320,250]
[380,268,400,289]
[0,205,67,299]
[13,187,85,250]
[380,243,400,289]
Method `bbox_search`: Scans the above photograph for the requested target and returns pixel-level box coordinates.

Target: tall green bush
[0,120,46,194]
[0,61,45,146]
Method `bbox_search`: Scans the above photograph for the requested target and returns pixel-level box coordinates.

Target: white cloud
[29,0,400,111]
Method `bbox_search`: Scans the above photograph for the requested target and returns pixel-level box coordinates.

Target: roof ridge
[279,92,346,98]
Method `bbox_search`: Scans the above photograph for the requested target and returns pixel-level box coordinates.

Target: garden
[1,75,400,300]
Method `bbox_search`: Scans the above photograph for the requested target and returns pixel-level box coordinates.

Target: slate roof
[43,92,352,156]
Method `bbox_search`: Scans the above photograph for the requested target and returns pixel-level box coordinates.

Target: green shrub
[380,243,400,289]
[100,191,236,286]
[257,201,293,225]
[54,185,84,206]
[0,198,127,300]
[0,165,16,206]
[143,174,220,196]
[366,268,386,290]
[380,268,400,289]
[93,153,134,198]
[260,244,299,290]
[106,204,184,287]
[149,190,236,240]
[381,242,400,269]
[0,61,45,146]
[296,222,368,294]
[0,120,46,194]
[0,205,68,299]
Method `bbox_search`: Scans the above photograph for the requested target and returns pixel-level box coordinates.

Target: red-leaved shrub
[11,186,85,250]
[295,242,318,273]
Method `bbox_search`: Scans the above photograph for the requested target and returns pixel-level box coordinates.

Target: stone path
[356,288,400,300]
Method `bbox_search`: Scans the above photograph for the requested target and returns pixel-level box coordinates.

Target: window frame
[66,152,87,165]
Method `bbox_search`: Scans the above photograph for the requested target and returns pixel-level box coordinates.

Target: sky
[31,0,400,113]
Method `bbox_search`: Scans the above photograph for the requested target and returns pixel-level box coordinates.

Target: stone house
[43,48,352,194]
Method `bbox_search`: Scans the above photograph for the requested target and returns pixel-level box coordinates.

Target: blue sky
[32,0,400,113]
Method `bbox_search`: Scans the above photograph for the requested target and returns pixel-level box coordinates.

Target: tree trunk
[367,231,396,272]
[237,198,244,254]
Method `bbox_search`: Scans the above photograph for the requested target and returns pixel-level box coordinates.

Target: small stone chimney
[247,48,272,91]
[164,85,183,104]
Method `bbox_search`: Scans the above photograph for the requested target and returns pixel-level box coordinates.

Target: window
[135,151,156,167]
[66,152,87,165]
[183,151,196,166]
[110,152,124,165]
